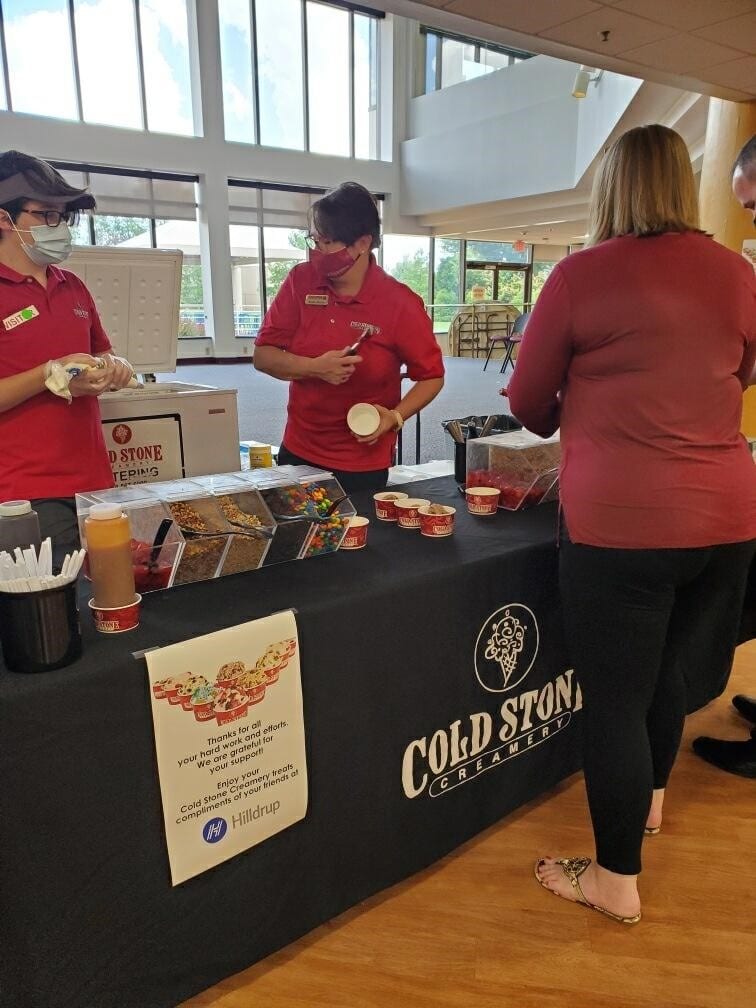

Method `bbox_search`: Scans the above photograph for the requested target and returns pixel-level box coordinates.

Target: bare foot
[536,857,641,919]
[646,788,665,831]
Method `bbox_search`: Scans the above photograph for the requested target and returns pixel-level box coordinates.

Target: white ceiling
[380,0,756,101]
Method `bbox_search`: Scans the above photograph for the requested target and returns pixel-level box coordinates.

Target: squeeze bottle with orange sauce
[84,504,136,609]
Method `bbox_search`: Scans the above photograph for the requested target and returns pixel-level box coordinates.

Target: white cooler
[66,246,241,487]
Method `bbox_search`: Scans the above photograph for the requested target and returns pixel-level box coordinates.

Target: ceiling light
[572,66,603,99]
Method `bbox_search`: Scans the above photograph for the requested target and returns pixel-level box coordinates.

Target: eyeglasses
[305,233,338,250]
[22,208,76,227]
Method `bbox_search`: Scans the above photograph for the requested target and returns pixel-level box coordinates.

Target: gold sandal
[534,856,642,925]
[644,826,660,836]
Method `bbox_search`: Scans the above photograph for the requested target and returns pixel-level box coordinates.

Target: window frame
[421,25,532,94]
[219,0,382,157]
[0,0,194,135]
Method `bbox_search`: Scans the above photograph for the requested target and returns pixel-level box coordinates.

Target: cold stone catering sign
[102,415,184,486]
[401,604,582,799]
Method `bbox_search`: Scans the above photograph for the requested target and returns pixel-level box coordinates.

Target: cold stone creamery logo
[401,603,582,799]
[112,423,132,445]
[475,604,538,693]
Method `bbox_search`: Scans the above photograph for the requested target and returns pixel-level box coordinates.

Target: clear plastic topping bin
[75,466,351,591]
[466,430,560,510]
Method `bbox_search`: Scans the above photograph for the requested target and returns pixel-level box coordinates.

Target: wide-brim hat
[0,171,95,211]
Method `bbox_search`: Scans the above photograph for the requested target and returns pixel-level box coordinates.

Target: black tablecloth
[0,478,582,1008]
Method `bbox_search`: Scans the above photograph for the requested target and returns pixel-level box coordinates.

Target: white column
[188,0,237,358]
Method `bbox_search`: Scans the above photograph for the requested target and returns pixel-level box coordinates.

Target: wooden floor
[182,644,756,1008]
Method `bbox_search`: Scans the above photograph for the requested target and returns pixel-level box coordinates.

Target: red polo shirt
[0,263,114,500]
[255,255,444,471]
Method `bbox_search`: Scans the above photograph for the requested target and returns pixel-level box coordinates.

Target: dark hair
[0,149,94,223]
[734,135,756,179]
[309,182,381,249]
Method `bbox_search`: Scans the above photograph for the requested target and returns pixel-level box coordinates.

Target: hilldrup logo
[202,817,228,844]
[474,604,539,693]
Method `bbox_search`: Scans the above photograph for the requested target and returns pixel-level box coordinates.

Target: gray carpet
[167,356,516,464]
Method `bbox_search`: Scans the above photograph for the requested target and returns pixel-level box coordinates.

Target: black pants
[277,445,389,496]
[560,534,756,876]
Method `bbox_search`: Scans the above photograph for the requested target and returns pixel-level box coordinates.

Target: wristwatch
[391,409,404,431]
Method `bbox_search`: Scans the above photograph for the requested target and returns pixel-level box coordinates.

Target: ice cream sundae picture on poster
[146,609,307,885]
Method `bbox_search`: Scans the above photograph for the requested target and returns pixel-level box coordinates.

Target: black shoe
[732,695,756,725]
[692,729,756,779]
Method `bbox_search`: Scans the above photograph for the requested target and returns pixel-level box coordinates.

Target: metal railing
[179,305,263,340]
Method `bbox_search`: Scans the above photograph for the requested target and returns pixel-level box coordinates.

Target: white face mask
[6,217,73,265]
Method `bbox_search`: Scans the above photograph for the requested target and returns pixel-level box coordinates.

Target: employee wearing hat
[254,182,445,494]
[0,149,134,549]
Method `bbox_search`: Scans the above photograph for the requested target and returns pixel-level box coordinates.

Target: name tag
[3,305,39,330]
[305,294,329,306]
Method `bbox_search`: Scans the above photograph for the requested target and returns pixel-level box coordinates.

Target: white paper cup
[466,486,500,515]
[394,498,430,529]
[341,516,370,549]
[418,505,456,537]
[373,491,409,521]
[347,403,380,437]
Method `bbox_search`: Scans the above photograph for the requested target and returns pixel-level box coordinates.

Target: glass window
[307,2,349,157]
[422,28,531,94]
[354,13,378,160]
[4,0,78,119]
[432,238,461,333]
[424,32,439,94]
[481,46,510,72]
[465,267,493,303]
[440,37,481,89]
[93,215,151,247]
[139,0,193,136]
[497,269,526,311]
[70,216,92,245]
[263,226,307,306]
[256,0,304,150]
[218,0,255,143]
[74,0,142,129]
[149,218,205,339]
[0,44,6,109]
[382,235,430,303]
[229,224,262,339]
[466,240,529,265]
[531,261,556,304]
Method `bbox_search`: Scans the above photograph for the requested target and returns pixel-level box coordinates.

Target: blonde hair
[587,124,700,245]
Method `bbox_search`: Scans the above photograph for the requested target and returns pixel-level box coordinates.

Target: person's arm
[740,271,756,388]
[254,344,362,385]
[355,378,444,445]
[355,292,445,445]
[741,352,756,388]
[0,363,48,413]
[82,284,134,391]
[253,269,362,385]
[506,267,574,437]
[0,353,111,414]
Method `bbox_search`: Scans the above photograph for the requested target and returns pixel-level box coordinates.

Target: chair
[482,310,525,371]
[396,371,422,464]
[496,312,530,374]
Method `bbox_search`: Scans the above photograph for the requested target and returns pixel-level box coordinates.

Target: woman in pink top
[508,125,756,924]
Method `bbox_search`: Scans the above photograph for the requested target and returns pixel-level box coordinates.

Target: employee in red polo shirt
[0,150,134,548]
[254,182,445,494]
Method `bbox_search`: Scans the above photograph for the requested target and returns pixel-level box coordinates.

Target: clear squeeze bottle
[84,504,136,609]
[0,500,42,553]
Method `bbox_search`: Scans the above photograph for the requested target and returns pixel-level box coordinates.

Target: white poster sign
[103,415,184,486]
[146,609,308,885]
